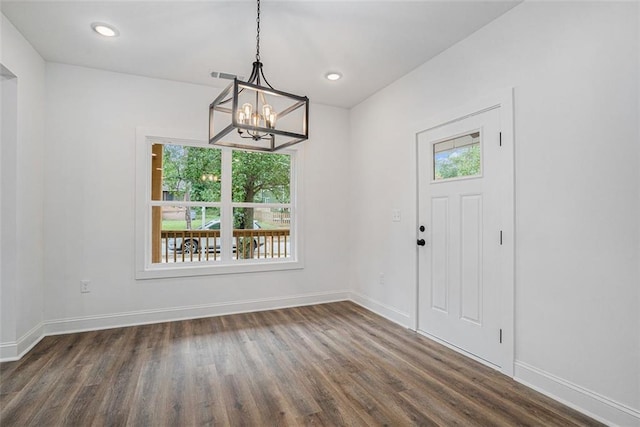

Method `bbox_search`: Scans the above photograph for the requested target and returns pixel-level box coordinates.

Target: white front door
[417,105,511,369]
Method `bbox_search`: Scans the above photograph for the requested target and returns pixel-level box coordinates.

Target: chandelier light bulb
[263,104,277,128]
[251,112,260,127]
[269,112,277,129]
[242,103,253,119]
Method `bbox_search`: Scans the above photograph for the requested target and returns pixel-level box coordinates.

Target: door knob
[417,239,426,246]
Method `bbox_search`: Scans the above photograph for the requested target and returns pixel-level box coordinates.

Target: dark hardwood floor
[1,301,601,426]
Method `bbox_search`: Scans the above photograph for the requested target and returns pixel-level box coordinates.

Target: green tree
[435,145,480,180]
[231,150,290,259]
[232,150,290,229]
[183,146,222,203]
[162,144,186,199]
[162,144,195,228]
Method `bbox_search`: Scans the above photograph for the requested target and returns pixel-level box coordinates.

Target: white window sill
[136,258,304,280]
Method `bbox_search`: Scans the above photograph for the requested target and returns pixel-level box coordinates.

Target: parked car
[166,219,261,254]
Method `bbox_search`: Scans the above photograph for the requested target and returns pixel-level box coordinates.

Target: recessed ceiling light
[325,72,342,81]
[91,22,119,38]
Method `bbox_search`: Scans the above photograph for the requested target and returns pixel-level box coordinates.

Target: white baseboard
[0,291,348,362]
[0,322,44,361]
[515,361,640,427]
[43,290,349,336]
[349,291,410,327]
[0,342,16,361]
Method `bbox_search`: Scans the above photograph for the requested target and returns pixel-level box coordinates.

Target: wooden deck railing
[159,229,290,263]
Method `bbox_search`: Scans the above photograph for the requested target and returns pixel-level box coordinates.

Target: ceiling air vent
[210,71,244,81]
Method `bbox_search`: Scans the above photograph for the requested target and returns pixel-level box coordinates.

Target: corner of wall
[1,10,47,352]
[0,323,44,362]
[349,291,410,328]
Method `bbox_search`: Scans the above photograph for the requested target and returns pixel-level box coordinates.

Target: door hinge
[499,329,503,343]
[499,230,503,245]
[499,132,502,147]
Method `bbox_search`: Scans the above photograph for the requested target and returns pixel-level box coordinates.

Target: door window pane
[433,131,481,181]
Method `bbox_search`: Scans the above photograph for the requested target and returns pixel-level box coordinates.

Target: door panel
[460,194,482,325]
[431,197,449,313]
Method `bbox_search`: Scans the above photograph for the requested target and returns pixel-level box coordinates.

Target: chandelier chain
[256,0,261,61]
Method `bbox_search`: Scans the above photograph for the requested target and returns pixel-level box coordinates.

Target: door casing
[412,88,515,377]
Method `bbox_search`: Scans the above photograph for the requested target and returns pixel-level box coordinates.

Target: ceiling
[1,1,521,108]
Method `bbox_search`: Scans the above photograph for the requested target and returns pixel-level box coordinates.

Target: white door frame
[412,88,515,377]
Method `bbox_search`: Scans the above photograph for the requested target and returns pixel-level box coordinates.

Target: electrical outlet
[379,272,385,285]
[392,209,401,222]
[81,280,91,293]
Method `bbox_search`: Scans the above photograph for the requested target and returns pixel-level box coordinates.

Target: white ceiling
[1,1,520,108]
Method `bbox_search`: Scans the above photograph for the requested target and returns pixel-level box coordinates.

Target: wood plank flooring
[1,301,602,426]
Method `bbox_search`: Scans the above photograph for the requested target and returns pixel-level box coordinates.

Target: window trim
[135,127,304,279]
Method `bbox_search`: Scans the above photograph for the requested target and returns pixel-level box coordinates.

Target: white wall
[42,63,350,330]
[0,14,46,359]
[349,2,639,425]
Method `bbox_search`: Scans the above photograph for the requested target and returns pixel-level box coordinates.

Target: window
[433,131,481,181]
[136,128,302,279]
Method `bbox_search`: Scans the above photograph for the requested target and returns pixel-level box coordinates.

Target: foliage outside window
[433,131,481,181]
[149,141,294,267]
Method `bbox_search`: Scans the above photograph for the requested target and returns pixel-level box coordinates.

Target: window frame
[135,127,304,279]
